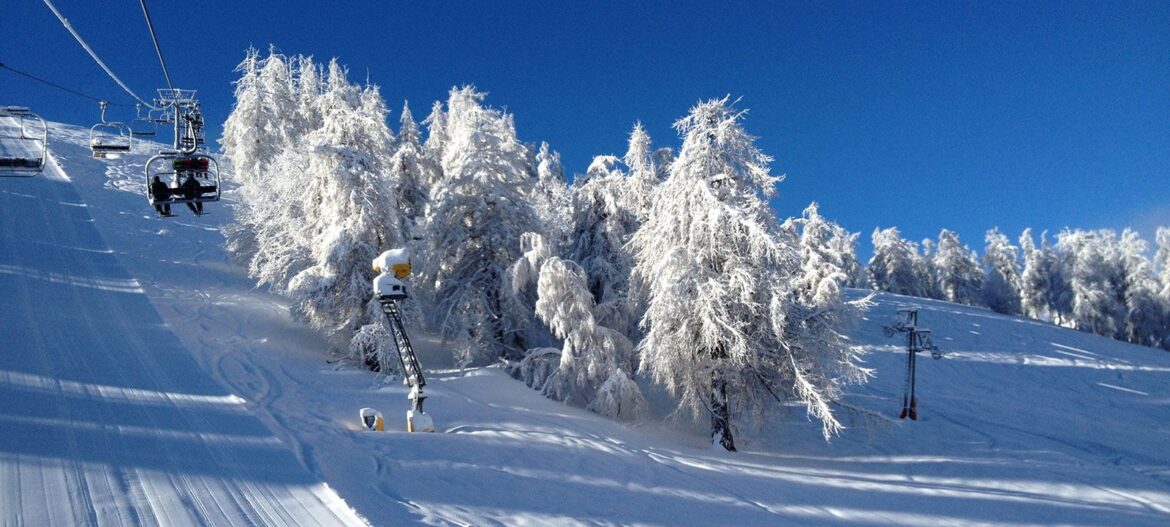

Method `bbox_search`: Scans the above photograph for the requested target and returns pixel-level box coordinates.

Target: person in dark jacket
[181,173,203,215]
[150,175,171,216]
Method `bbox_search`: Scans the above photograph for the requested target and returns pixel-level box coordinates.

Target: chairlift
[144,150,220,207]
[130,104,157,138]
[90,101,132,158]
[0,106,49,177]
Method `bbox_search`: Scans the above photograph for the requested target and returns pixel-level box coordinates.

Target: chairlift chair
[144,150,221,206]
[130,104,157,138]
[0,106,49,177]
[90,101,132,158]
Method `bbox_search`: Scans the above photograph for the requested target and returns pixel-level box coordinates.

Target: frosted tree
[868,227,927,297]
[630,97,868,450]
[286,61,402,348]
[534,257,645,420]
[422,87,542,364]
[420,100,448,188]
[1057,230,1125,338]
[917,238,943,299]
[531,142,572,244]
[1117,230,1166,347]
[566,155,640,353]
[653,147,675,182]
[1158,227,1170,349]
[391,102,429,238]
[1018,229,1052,320]
[1044,235,1075,326]
[789,203,863,297]
[934,229,984,305]
[1158,227,1170,301]
[621,122,658,223]
[982,228,1022,315]
[221,49,301,262]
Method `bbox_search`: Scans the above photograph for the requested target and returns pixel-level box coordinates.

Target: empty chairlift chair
[0,106,48,177]
[90,101,132,158]
[144,151,221,207]
[130,104,157,139]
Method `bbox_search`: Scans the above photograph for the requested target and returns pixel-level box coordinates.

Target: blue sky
[3,1,1168,256]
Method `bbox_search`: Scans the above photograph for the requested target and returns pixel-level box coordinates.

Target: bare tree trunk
[710,344,735,452]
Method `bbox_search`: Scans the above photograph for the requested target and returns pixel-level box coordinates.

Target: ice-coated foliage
[1019,229,1051,320]
[391,102,429,235]
[982,228,1022,315]
[285,61,402,340]
[534,257,644,420]
[630,97,867,447]
[1158,227,1170,302]
[868,227,927,297]
[917,239,943,299]
[621,122,658,223]
[1056,230,1125,338]
[934,229,983,306]
[421,87,542,365]
[567,155,639,344]
[788,203,863,303]
[1117,230,1167,348]
[531,142,572,245]
[223,49,405,368]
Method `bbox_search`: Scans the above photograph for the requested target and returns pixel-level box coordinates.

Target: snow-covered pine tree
[285,60,402,354]
[630,97,867,450]
[422,87,542,365]
[934,229,984,306]
[916,238,943,300]
[390,102,429,239]
[1057,229,1126,338]
[1018,228,1052,320]
[622,122,658,223]
[982,228,1022,315]
[1158,227,1170,302]
[1044,233,1076,326]
[420,100,448,189]
[653,147,675,182]
[868,227,927,297]
[564,154,640,360]
[789,203,863,298]
[1157,227,1170,349]
[1117,229,1166,348]
[221,49,301,262]
[534,257,645,420]
[530,141,572,245]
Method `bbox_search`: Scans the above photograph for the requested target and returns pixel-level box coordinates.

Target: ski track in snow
[3,123,1170,526]
[1,128,365,527]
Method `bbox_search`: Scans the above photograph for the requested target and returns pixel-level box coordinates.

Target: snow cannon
[372,248,412,300]
[372,248,412,279]
[359,407,384,432]
[373,273,408,300]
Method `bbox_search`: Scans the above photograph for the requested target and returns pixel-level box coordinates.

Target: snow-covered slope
[3,123,1169,526]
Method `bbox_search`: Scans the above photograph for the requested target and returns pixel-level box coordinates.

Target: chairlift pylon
[90,101,132,158]
[0,106,49,177]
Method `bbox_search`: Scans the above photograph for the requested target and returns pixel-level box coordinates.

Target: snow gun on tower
[368,248,435,433]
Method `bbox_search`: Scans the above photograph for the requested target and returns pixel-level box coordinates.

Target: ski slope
[2,123,1170,526]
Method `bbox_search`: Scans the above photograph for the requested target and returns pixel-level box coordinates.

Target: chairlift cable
[40,0,160,110]
[0,61,129,106]
[138,0,174,93]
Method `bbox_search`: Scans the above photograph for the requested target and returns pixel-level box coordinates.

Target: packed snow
[2,123,1169,526]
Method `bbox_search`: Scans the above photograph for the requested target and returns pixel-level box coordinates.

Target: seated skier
[181,173,204,215]
[150,175,171,217]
